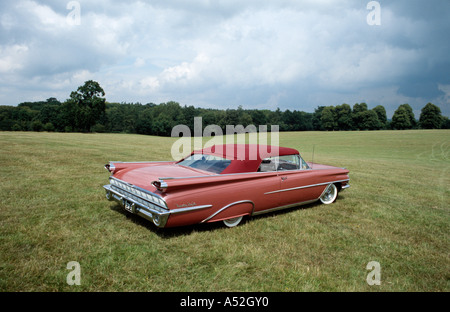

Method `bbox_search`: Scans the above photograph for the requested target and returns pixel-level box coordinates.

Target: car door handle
[281,177,288,181]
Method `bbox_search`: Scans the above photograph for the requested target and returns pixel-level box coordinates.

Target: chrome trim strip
[201,200,255,223]
[160,175,217,180]
[108,161,173,164]
[170,205,213,214]
[159,171,271,180]
[159,168,346,181]
[264,179,350,195]
[251,199,318,216]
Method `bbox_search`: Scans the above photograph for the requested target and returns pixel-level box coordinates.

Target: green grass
[0,130,449,291]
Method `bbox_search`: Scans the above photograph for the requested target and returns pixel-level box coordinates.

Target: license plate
[124,200,136,213]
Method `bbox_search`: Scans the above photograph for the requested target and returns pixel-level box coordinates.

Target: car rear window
[178,154,232,174]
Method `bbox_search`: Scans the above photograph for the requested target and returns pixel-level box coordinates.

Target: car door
[276,155,320,208]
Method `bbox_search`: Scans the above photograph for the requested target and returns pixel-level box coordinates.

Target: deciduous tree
[391,105,412,130]
[321,106,337,131]
[373,105,387,129]
[66,80,106,132]
[419,103,442,129]
[335,103,353,130]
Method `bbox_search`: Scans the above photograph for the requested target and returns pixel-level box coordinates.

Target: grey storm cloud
[0,0,449,117]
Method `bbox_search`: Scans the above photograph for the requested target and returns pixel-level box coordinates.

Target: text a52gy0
[223,296,269,307]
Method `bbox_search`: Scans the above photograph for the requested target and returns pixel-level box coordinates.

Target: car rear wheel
[223,216,243,228]
[320,183,338,204]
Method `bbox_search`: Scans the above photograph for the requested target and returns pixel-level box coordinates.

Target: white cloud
[0,0,449,117]
[0,44,29,74]
[25,0,65,26]
[134,57,145,68]
[140,76,160,93]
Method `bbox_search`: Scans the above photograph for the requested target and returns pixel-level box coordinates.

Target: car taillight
[151,180,168,192]
[104,163,115,173]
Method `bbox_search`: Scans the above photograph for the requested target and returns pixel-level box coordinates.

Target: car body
[103,144,350,228]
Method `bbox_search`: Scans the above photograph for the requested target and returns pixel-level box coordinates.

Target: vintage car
[103,144,350,228]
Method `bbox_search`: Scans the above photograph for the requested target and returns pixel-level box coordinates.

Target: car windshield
[178,154,231,174]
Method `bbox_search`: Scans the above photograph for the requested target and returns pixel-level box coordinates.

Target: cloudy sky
[1,0,449,118]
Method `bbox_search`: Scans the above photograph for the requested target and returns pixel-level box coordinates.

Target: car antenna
[311,145,315,169]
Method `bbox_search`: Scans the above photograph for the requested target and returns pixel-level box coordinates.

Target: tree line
[0,80,448,136]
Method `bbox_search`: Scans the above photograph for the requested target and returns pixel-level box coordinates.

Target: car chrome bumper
[103,184,170,228]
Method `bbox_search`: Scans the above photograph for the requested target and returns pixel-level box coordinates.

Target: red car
[103,144,350,228]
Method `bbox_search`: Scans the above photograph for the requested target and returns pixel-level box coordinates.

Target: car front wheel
[320,183,338,204]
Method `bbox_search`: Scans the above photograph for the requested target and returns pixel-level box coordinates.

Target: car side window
[258,158,277,172]
[276,155,300,171]
[299,155,310,169]
[258,155,304,172]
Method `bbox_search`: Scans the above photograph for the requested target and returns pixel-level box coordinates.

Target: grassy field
[0,130,448,292]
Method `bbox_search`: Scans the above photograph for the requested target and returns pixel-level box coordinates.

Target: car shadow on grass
[109,194,348,239]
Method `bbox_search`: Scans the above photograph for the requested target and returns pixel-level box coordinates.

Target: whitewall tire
[223,216,243,228]
[320,184,338,204]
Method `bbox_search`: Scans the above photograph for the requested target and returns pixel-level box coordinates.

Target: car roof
[190,144,299,174]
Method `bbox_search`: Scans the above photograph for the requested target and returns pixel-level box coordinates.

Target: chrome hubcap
[321,184,337,204]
